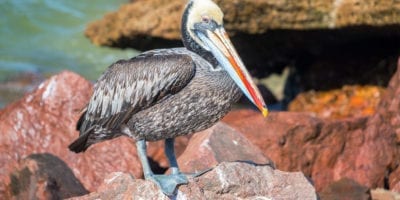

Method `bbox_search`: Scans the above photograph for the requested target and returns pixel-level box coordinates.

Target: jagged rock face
[222,59,400,192]
[223,109,396,191]
[70,162,317,200]
[176,122,273,174]
[378,58,400,192]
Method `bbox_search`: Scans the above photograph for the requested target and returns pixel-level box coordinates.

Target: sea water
[0,0,137,81]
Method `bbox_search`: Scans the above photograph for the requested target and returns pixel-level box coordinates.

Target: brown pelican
[69,0,268,196]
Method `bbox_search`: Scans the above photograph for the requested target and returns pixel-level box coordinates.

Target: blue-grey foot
[145,173,188,196]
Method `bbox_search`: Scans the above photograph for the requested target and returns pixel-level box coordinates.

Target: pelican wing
[78,51,196,135]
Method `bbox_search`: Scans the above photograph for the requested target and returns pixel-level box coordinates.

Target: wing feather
[78,51,196,135]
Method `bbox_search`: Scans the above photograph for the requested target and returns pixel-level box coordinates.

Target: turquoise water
[0,0,137,81]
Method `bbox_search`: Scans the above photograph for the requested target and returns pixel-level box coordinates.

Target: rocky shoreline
[0,59,399,199]
[2,0,400,199]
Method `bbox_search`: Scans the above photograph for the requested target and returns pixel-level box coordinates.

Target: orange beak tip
[261,107,269,118]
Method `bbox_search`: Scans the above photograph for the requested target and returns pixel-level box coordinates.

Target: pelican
[69,0,268,195]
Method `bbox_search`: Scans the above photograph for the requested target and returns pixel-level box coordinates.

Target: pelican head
[182,0,268,117]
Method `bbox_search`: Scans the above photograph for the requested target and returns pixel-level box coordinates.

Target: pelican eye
[201,16,210,23]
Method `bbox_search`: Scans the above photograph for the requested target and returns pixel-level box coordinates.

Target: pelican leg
[166,138,211,178]
[135,140,153,177]
[135,139,187,196]
[164,138,188,183]
[165,138,188,181]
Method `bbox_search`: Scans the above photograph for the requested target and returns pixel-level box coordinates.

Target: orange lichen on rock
[288,85,385,119]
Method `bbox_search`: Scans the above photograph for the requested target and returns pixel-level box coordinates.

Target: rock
[319,178,371,200]
[5,153,88,199]
[222,108,396,191]
[69,162,317,200]
[85,0,400,47]
[176,122,273,174]
[288,85,385,119]
[377,58,400,192]
[0,71,144,195]
[390,167,400,192]
[84,0,400,95]
[371,188,400,200]
[223,58,400,192]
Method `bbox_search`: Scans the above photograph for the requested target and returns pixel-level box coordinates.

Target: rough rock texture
[381,58,400,192]
[371,189,400,200]
[5,153,88,199]
[85,0,400,46]
[224,110,370,191]
[176,122,273,174]
[85,0,400,96]
[70,162,317,200]
[288,85,385,119]
[223,58,400,192]
[223,109,396,191]
[318,178,371,200]
[0,71,144,195]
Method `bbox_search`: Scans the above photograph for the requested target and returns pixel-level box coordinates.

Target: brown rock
[0,71,144,195]
[70,162,317,200]
[85,0,400,46]
[176,122,273,173]
[319,178,371,200]
[288,85,385,119]
[5,153,88,199]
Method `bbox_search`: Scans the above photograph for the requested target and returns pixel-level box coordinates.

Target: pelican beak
[196,27,268,117]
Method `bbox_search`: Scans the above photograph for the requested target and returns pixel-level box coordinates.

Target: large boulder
[176,122,273,173]
[85,0,400,47]
[69,162,317,200]
[223,58,400,192]
[0,71,141,194]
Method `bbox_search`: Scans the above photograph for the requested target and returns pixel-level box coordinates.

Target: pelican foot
[146,173,188,196]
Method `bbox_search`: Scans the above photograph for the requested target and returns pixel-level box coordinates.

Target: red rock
[176,122,272,174]
[223,108,396,191]
[70,162,317,200]
[389,167,400,192]
[0,71,144,195]
[224,58,400,193]
[381,58,400,192]
[5,153,88,199]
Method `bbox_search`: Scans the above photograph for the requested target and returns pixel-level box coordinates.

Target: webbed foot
[145,173,188,196]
